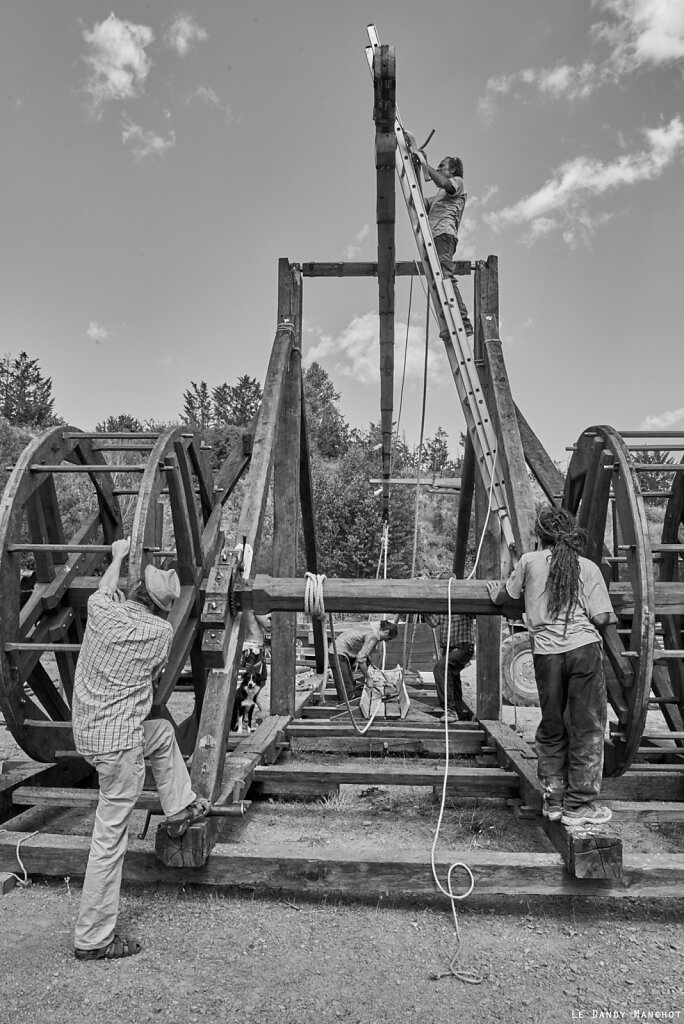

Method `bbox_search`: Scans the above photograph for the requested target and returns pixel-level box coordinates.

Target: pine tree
[0,351,55,428]
[181,381,213,431]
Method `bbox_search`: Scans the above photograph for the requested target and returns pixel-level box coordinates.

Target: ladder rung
[642,732,684,740]
[649,697,684,705]
[9,543,111,554]
[23,719,73,728]
[623,650,684,659]
[631,463,684,472]
[6,643,82,652]
[28,464,148,473]
[63,432,162,439]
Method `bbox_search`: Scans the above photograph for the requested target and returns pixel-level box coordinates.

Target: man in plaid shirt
[72,538,208,961]
[425,573,475,723]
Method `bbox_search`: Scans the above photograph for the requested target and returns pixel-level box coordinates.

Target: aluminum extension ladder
[366,25,515,553]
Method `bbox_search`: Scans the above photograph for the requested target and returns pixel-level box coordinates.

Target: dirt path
[1,880,683,1024]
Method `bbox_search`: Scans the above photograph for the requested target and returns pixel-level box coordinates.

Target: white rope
[428,579,485,985]
[0,829,38,886]
[304,572,329,703]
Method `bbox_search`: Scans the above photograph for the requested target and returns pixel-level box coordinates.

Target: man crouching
[72,538,208,961]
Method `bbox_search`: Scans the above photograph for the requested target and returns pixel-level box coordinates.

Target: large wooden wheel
[564,425,684,775]
[0,424,223,762]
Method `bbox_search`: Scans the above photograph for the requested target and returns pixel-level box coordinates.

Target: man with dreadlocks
[486,506,615,826]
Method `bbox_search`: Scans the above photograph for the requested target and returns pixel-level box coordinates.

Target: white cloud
[82,14,153,117]
[121,114,176,160]
[165,14,207,57]
[479,62,605,120]
[187,85,233,121]
[303,311,452,388]
[640,406,684,430]
[480,1,684,119]
[87,321,109,344]
[485,116,684,245]
[592,0,684,68]
[343,224,372,260]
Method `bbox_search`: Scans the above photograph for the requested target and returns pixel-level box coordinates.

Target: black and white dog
[231,647,267,734]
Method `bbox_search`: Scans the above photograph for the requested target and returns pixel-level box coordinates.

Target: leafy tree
[303,362,349,459]
[0,352,55,428]
[181,381,213,431]
[212,375,263,427]
[95,413,145,433]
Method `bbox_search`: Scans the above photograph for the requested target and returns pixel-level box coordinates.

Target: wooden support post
[271,259,302,716]
[299,371,326,673]
[373,45,396,519]
[473,258,503,720]
[453,435,475,578]
[169,302,295,867]
[480,313,536,557]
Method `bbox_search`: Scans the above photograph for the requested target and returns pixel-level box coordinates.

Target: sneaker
[439,710,460,724]
[542,798,563,822]
[561,803,612,826]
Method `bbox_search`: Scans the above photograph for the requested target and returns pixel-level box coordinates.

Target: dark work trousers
[433,234,473,335]
[433,644,474,718]
[533,642,607,811]
[330,653,357,702]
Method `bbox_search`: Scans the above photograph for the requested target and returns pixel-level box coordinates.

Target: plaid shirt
[72,590,173,755]
[428,614,474,653]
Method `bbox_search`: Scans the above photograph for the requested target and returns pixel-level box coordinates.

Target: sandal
[75,934,141,960]
[164,798,211,838]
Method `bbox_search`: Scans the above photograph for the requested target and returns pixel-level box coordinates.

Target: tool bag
[359,665,410,721]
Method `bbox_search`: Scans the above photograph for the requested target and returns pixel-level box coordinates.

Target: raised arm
[98,538,131,594]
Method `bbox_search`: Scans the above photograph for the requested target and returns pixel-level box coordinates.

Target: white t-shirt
[505,550,614,655]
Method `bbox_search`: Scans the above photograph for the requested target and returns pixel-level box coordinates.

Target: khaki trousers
[74,718,195,951]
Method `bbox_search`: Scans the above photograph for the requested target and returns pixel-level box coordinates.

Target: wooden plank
[480,314,536,558]
[271,259,302,715]
[251,762,518,794]
[300,261,471,278]
[604,801,684,821]
[514,405,565,503]
[1,831,682,898]
[1,760,92,824]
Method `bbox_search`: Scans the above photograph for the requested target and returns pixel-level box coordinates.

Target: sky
[1,1,683,467]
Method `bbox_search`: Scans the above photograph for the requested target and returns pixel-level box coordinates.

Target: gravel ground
[2,664,684,1023]
[1,881,683,1024]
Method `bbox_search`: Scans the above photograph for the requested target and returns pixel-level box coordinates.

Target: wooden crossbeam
[299,261,471,277]
[1,830,682,898]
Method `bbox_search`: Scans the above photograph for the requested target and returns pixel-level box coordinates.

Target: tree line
[0,350,466,578]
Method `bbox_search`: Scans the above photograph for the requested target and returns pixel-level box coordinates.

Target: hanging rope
[428,579,485,985]
[395,274,414,443]
[0,829,38,887]
[304,572,329,703]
